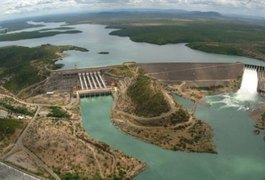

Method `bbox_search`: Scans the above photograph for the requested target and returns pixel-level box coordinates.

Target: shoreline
[251,103,265,130]
[1,61,265,179]
[0,91,147,179]
[109,65,216,154]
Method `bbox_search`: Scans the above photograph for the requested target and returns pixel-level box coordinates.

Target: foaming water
[236,67,258,101]
[207,67,259,110]
[206,94,258,111]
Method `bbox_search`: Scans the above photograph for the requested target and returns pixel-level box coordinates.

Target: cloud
[0,0,264,19]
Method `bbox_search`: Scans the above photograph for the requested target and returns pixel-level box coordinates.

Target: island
[98,51,110,54]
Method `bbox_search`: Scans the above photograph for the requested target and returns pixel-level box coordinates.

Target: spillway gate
[77,71,111,97]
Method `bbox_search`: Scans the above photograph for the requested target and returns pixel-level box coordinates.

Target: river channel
[80,95,264,180]
[1,21,265,179]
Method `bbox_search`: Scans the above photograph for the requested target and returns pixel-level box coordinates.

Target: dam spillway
[244,64,265,96]
[77,71,111,97]
[236,66,258,101]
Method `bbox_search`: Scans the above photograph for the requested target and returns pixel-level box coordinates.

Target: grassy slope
[127,74,170,117]
[109,20,265,60]
[0,44,87,93]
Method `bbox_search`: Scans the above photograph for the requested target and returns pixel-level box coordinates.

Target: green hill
[127,74,170,117]
[0,44,88,93]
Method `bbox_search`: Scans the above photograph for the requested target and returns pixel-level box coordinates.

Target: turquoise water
[81,96,265,180]
[2,21,265,179]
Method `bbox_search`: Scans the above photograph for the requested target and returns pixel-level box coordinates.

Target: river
[80,95,265,180]
[1,21,265,179]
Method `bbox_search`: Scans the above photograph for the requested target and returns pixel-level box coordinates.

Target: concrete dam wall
[44,62,265,97]
[140,63,244,88]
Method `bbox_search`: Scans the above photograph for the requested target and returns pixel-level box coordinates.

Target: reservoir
[1,21,264,179]
[1,23,265,68]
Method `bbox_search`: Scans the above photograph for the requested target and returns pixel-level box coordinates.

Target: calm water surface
[2,21,264,179]
[1,22,265,68]
[81,96,265,180]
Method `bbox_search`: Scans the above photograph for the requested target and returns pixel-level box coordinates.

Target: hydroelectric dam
[43,62,265,97]
[140,63,265,94]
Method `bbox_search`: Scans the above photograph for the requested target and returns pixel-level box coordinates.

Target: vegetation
[261,111,265,122]
[47,106,70,119]
[61,173,80,180]
[0,118,23,140]
[257,45,265,55]
[107,65,133,77]
[127,74,170,117]
[171,108,190,124]
[98,51,109,54]
[187,43,244,56]
[0,44,88,93]
[110,22,265,44]
[0,101,33,116]
[0,30,82,41]
[109,20,265,61]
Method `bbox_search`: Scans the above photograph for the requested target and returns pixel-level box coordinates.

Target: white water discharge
[236,67,258,101]
[207,67,259,110]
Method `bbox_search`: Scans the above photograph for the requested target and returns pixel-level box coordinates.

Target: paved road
[0,162,38,180]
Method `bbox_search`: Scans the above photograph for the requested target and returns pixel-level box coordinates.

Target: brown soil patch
[113,115,216,153]
[22,107,145,179]
[251,103,265,130]
[27,91,70,105]
[6,150,46,175]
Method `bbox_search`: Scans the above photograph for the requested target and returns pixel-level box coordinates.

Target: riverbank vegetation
[0,29,82,41]
[108,20,265,61]
[0,44,88,94]
[127,74,170,117]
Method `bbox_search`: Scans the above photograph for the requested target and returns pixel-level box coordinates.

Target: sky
[0,0,265,20]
